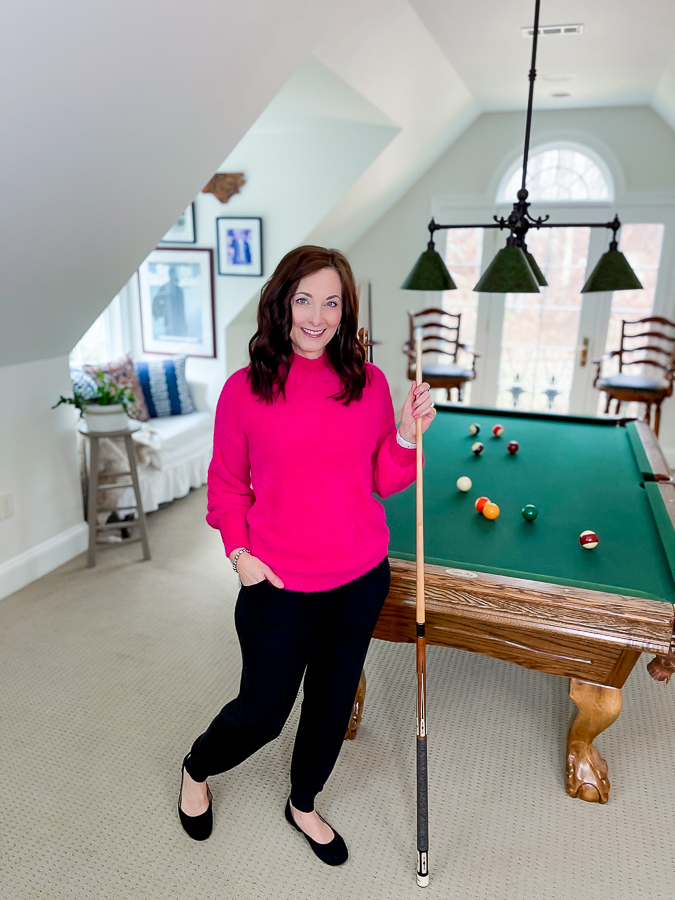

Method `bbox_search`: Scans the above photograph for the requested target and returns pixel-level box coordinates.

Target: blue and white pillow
[69,367,99,400]
[134,357,196,418]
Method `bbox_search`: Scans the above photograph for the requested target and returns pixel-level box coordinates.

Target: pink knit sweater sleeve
[205,370,253,555]
[371,367,418,499]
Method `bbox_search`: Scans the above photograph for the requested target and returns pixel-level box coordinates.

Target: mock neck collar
[290,351,328,371]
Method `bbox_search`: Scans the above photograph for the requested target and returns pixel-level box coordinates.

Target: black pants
[186,557,391,812]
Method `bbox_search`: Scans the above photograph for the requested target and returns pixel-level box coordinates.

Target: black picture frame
[160,203,196,244]
[216,216,263,277]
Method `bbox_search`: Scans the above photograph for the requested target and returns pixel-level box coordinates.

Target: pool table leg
[566,678,622,803]
[344,670,367,741]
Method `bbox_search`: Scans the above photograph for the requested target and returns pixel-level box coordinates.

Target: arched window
[494,143,614,413]
[498,145,612,203]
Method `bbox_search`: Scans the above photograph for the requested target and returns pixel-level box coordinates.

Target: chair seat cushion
[421,363,473,380]
[598,374,668,392]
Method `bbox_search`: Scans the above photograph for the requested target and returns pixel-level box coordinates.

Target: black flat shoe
[284,797,348,866]
[178,754,213,841]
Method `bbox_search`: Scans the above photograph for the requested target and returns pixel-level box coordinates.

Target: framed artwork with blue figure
[160,203,196,244]
[216,216,263,276]
[137,248,216,358]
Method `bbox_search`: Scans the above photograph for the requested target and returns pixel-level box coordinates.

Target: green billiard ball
[522,504,538,522]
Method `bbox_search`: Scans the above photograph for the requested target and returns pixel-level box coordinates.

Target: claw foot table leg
[566,678,622,803]
[345,670,367,740]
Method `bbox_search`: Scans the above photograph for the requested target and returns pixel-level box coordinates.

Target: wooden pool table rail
[376,558,674,687]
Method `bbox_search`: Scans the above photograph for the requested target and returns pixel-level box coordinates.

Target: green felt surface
[381,407,675,603]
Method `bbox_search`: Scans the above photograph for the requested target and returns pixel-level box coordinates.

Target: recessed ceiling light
[551,92,571,98]
[542,73,576,83]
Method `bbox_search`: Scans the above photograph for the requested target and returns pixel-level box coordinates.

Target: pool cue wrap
[413,326,430,888]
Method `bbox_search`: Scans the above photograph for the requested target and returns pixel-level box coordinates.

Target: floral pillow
[83,353,150,422]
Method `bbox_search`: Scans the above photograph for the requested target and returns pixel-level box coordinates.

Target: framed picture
[137,248,216,358]
[216,216,263,276]
[160,203,196,244]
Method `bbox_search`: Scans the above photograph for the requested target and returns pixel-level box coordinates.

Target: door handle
[580,337,589,367]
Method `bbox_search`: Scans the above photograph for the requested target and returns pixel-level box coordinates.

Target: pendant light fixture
[403,0,642,295]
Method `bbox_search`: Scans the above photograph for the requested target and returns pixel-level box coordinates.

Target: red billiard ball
[492,424,504,437]
[579,530,599,550]
[475,496,490,513]
[507,440,519,454]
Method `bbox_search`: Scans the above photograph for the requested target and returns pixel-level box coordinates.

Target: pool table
[353,406,675,804]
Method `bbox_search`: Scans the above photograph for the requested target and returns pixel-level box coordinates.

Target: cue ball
[507,440,519,454]
[471,441,485,456]
[475,496,490,513]
[492,424,504,437]
[469,423,481,436]
[482,502,500,520]
[522,504,538,522]
[579,530,599,549]
[456,476,472,492]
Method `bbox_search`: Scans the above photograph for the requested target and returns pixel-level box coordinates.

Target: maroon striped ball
[579,530,599,550]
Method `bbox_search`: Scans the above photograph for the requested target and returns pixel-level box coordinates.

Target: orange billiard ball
[482,502,500,520]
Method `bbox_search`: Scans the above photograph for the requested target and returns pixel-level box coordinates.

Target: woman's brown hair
[248,245,367,404]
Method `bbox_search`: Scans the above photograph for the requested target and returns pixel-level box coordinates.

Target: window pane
[69,294,125,367]
[442,228,484,403]
[503,149,609,202]
[598,223,665,415]
[496,228,590,413]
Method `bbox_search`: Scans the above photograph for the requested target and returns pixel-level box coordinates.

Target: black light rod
[431,220,620,232]
[431,223,503,231]
[521,0,542,192]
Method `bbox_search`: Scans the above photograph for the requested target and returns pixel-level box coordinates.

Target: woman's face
[289,267,343,359]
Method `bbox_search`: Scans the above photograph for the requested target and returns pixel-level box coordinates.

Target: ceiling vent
[521,24,584,37]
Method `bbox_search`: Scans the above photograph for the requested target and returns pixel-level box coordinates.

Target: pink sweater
[206,352,417,591]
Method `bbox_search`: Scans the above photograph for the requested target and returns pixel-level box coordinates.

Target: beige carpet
[1,486,674,899]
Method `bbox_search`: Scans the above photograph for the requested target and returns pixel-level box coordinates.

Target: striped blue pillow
[134,357,196,418]
[69,367,99,400]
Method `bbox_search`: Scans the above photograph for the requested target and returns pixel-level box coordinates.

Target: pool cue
[413,325,430,888]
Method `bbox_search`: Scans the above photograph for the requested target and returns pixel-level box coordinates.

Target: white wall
[347,106,675,453]
[119,58,400,397]
[0,357,86,600]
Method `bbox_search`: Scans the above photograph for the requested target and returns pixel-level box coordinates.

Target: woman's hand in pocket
[236,552,285,589]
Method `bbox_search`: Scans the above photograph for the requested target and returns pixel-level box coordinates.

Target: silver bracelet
[231,548,251,572]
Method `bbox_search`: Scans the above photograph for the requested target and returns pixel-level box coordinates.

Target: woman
[178,245,435,865]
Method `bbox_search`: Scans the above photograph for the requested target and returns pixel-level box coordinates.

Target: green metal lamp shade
[523,247,548,287]
[581,248,643,293]
[473,246,540,293]
[402,248,457,291]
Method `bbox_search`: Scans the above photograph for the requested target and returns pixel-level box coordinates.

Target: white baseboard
[0,522,89,602]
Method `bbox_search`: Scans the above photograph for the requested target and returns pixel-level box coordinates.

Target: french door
[439,204,670,416]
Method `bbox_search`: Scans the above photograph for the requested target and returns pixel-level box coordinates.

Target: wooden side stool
[79,422,151,567]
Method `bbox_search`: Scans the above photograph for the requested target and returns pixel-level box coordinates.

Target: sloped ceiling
[0,0,385,367]
[2,0,675,370]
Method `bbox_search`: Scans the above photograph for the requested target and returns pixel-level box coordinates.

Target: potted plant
[53,372,136,433]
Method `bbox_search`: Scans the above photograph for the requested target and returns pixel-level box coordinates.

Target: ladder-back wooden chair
[593,315,675,436]
[403,308,479,402]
